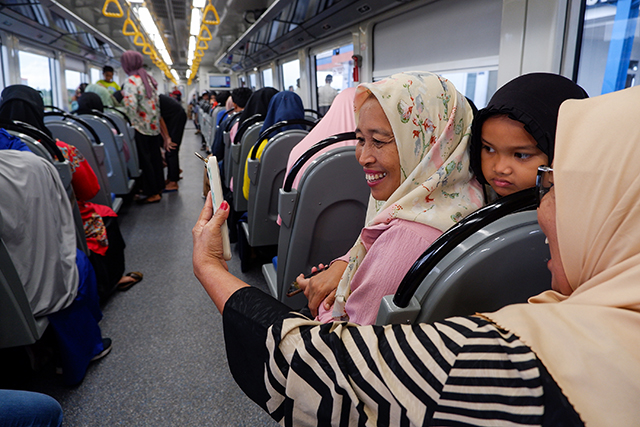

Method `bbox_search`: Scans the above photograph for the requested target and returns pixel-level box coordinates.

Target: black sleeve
[222,287,299,411]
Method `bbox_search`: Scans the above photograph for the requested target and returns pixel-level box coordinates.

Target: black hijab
[76,92,104,115]
[470,73,588,185]
[237,87,278,125]
[0,84,52,138]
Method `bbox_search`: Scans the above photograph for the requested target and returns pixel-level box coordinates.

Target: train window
[18,50,53,106]
[577,1,640,96]
[238,75,246,87]
[262,68,273,88]
[314,42,354,114]
[65,69,84,111]
[249,73,257,90]
[281,58,300,93]
[90,68,101,84]
[440,70,498,109]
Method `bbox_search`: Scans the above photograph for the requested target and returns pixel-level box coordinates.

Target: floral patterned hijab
[333,72,484,319]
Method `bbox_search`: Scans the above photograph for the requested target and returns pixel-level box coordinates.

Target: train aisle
[16,122,279,426]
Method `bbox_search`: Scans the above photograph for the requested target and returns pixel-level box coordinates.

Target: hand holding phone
[199,154,232,261]
[287,265,326,297]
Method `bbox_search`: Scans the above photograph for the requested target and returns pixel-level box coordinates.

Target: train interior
[0,0,638,424]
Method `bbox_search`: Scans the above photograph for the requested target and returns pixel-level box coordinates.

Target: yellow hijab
[333,72,484,319]
[486,85,640,425]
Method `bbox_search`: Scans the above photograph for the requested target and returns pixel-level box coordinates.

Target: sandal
[118,271,143,291]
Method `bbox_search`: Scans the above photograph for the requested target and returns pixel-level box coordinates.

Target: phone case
[206,156,232,260]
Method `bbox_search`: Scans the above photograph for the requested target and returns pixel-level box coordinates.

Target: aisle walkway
[24,123,279,426]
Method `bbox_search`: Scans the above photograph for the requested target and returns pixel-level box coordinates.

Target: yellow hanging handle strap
[202,1,220,25]
[102,0,123,18]
[197,38,209,50]
[198,25,212,41]
[133,31,146,47]
[122,9,138,36]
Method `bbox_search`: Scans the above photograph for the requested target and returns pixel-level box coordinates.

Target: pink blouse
[316,219,442,325]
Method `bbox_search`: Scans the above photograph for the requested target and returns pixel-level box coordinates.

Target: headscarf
[286,87,357,190]
[237,87,278,127]
[76,92,104,115]
[486,86,640,426]
[470,73,588,184]
[85,83,115,108]
[259,91,305,137]
[120,50,157,99]
[0,84,52,138]
[333,72,484,319]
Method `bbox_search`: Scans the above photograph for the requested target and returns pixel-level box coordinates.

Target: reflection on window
[65,69,84,111]
[262,68,273,87]
[440,70,498,109]
[18,51,53,106]
[577,1,640,95]
[250,73,257,90]
[281,59,300,93]
[315,43,354,114]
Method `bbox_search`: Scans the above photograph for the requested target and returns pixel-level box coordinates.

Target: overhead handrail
[199,25,213,41]
[122,9,137,35]
[283,132,356,192]
[202,1,220,25]
[250,118,317,160]
[102,0,123,18]
[392,188,538,308]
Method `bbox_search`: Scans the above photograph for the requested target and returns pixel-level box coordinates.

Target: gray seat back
[272,146,369,308]
[10,131,90,256]
[245,130,308,247]
[79,114,135,196]
[0,219,49,348]
[376,209,552,325]
[222,113,241,188]
[104,110,141,178]
[45,119,114,209]
[231,122,263,212]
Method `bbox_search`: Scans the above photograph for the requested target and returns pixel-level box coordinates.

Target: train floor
[0,122,279,426]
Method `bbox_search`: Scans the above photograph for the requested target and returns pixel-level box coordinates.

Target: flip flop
[118,271,143,291]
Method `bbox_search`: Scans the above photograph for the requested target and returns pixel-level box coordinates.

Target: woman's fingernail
[220,201,229,211]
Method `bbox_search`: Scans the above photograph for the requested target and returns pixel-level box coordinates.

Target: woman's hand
[296,260,348,317]
[192,192,248,314]
[164,137,177,151]
[193,192,229,278]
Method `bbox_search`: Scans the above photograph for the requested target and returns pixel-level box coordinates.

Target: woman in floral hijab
[305,71,484,325]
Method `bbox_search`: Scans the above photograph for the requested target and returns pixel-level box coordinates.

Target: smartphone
[286,265,325,297]
[205,156,232,260]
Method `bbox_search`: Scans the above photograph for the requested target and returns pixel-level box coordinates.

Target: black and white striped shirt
[223,287,583,427]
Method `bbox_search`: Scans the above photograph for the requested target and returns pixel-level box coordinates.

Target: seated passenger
[0,85,139,297]
[0,148,110,385]
[296,72,483,325]
[228,87,278,156]
[241,90,305,200]
[284,86,357,191]
[470,72,588,200]
[84,83,118,108]
[193,83,640,426]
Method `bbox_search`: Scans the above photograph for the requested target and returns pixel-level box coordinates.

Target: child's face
[480,115,548,197]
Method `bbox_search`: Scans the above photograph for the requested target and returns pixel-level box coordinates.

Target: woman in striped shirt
[193,83,640,426]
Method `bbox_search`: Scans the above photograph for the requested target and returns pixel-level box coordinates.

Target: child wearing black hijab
[470,73,588,200]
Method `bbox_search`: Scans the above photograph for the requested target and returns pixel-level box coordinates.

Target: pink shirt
[316,219,442,325]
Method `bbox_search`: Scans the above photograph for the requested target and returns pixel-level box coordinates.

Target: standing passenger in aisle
[120,50,165,204]
[159,94,187,192]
